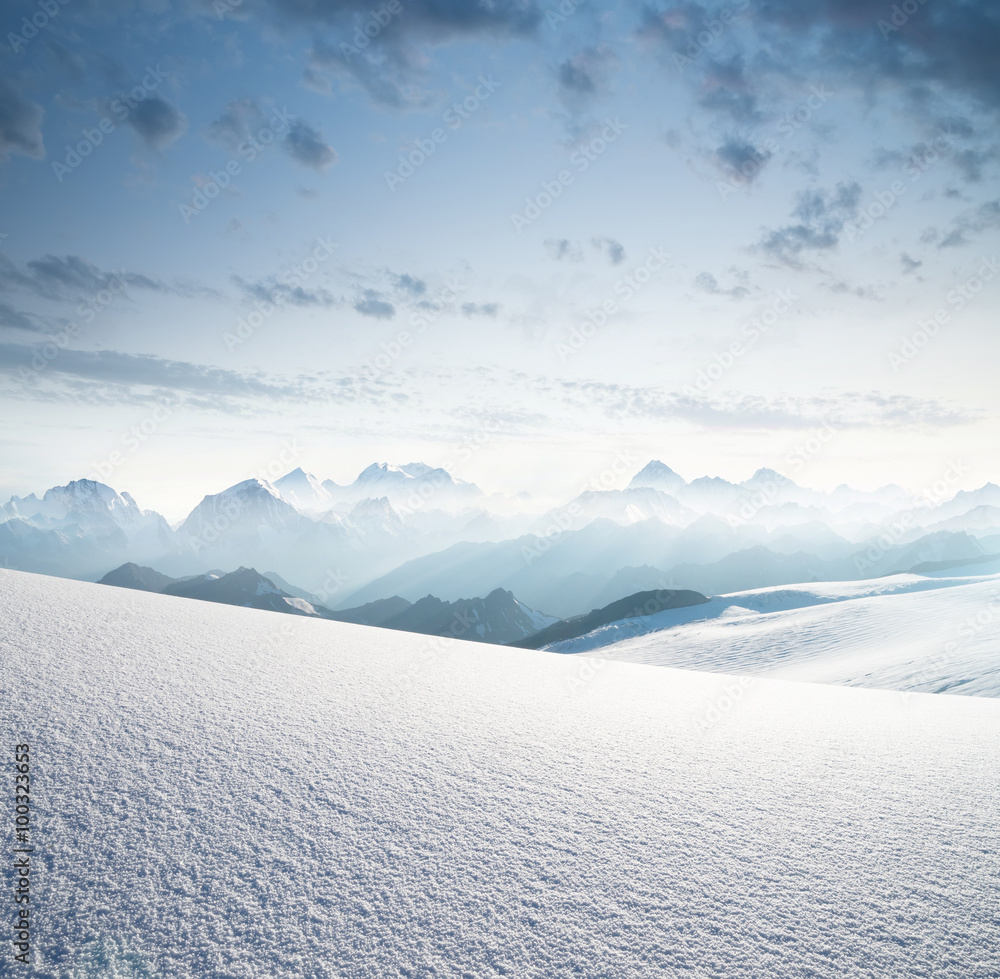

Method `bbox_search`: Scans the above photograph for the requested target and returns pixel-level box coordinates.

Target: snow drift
[546,567,1000,698]
[1,568,998,978]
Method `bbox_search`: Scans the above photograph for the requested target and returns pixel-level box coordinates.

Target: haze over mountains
[3,459,999,619]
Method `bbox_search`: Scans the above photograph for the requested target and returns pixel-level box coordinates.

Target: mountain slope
[380,588,557,644]
[98,562,178,592]
[1,568,998,978]
[512,588,710,649]
[162,567,330,617]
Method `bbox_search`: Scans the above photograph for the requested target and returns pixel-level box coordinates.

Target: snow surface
[2,568,999,978]
[547,571,1000,697]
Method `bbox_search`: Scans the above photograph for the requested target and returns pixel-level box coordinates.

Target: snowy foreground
[2,569,999,978]
[549,565,1000,698]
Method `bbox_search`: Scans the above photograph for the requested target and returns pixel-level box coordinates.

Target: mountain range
[5,459,1000,619]
[98,563,556,645]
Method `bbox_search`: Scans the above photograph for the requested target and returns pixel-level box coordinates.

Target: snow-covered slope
[1,568,998,978]
[547,570,1000,697]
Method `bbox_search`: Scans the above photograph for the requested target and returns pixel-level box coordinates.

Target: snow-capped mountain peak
[628,460,686,493]
[273,468,333,513]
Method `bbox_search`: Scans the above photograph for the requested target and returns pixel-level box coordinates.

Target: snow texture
[548,570,1000,698]
[2,568,999,978]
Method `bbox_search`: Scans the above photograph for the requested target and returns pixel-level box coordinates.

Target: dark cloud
[652,0,1000,116]
[126,97,187,149]
[234,275,339,309]
[555,46,618,111]
[900,252,922,274]
[283,120,337,169]
[715,136,772,183]
[696,55,759,123]
[262,0,542,40]
[392,273,427,296]
[1,254,216,303]
[354,291,395,319]
[756,182,862,267]
[0,77,45,162]
[591,237,626,264]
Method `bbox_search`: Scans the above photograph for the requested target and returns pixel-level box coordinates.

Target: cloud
[555,46,618,111]
[696,55,759,123]
[937,198,1000,248]
[0,253,218,303]
[283,120,337,169]
[715,136,771,183]
[461,302,499,317]
[694,270,749,298]
[263,0,542,41]
[544,238,583,262]
[0,76,45,162]
[0,342,308,402]
[126,97,187,149]
[207,99,264,150]
[756,182,862,267]
[354,291,395,319]
[900,252,922,274]
[550,377,972,430]
[392,273,427,296]
[591,236,626,264]
[0,301,44,333]
[233,275,339,309]
[307,41,435,110]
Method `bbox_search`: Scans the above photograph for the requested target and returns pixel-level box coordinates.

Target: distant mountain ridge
[97,563,554,644]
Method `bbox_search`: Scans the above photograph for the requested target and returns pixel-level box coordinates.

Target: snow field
[1,569,998,978]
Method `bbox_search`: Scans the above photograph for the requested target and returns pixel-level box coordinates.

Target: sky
[2,0,1000,519]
